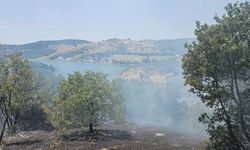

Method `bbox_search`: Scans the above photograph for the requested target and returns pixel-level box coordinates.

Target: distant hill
[0,39,89,59]
[0,38,194,64]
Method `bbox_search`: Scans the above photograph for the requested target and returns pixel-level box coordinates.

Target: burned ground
[1,124,204,150]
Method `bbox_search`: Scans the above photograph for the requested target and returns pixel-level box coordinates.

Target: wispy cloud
[0,20,5,24]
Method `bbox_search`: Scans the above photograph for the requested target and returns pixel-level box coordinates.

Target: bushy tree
[52,71,126,132]
[0,52,37,142]
[182,2,250,149]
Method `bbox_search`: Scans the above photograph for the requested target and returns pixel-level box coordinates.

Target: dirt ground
[0,124,204,150]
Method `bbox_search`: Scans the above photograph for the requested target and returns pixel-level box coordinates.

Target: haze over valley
[1,0,248,149]
[0,38,206,134]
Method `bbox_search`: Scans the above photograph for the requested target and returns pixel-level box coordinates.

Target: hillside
[0,38,194,64]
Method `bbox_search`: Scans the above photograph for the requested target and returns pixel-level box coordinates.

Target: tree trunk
[0,117,8,144]
[233,70,250,144]
[214,72,245,149]
[89,123,94,133]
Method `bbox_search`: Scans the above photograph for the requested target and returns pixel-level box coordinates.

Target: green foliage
[0,52,37,137]
[182,2,250,149]
[52,71,126,131]
[0,53,57,142]
[30,62,64,105]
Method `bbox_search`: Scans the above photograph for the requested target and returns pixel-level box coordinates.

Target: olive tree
[182,2,250,149]
[53,71,126,132]
[0,52,37,143]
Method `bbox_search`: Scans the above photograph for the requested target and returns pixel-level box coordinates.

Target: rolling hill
[0,38,194,64]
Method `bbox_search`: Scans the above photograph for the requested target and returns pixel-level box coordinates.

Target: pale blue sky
[0,0,246,44]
